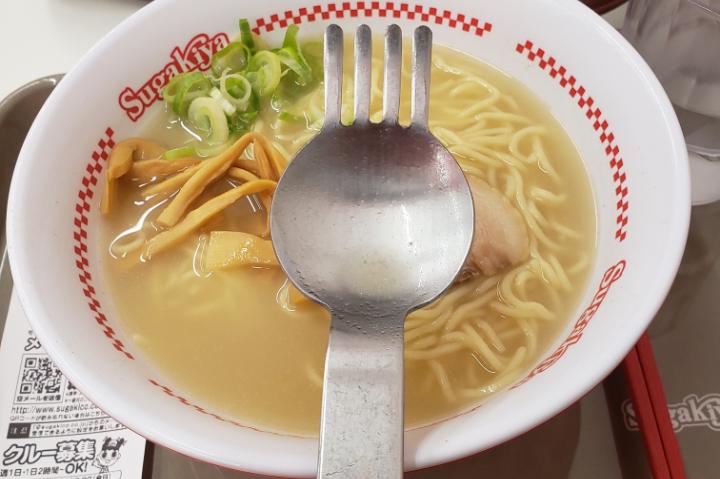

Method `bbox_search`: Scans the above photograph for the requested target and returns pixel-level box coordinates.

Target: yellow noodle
[429,360,456,403]
[475,319,506,353]
[459,162,490,180]
[509,126,548,163]
[490,299,554,321]
[532,135,561,182]
[474,111,533,125]
[514,269,536,298]
[406,342,465,361]
[444,288,499,331]
[408,335,439,350]
[450,146,504,168]
[511,168,562,250]
[410,280,478,317]
[547,253,572,292]
[551,221,582,240]
[531,187,566,204]
[460,323,503,371]
[405,309,453,343]
[459,346,527,399]
[518,318,538,357]
[568,252,590,276]
[500,94,520,111]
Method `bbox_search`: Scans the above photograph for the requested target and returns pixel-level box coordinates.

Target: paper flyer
[0,292,146,479]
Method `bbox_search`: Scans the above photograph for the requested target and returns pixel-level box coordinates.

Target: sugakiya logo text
[513,259,626,387]
[118,32,229,122]
[624,394,720,432]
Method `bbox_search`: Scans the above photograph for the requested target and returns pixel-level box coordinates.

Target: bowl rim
[6,0,691,476]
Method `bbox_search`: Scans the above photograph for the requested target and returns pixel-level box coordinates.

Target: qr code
[18,355,63,397]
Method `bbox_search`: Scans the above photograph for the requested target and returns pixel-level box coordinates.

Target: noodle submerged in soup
[101,35,595,436]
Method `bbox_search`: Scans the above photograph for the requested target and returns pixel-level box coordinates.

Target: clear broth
[101,42,595,436]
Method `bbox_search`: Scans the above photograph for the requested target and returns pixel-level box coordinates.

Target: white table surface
[0,0,145,101]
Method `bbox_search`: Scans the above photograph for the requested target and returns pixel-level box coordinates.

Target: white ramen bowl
[7,0,690,476]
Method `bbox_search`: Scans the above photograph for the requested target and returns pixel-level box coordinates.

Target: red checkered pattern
[73,127,134,360]
[149,379,265,430]
[252,2,492,36]
[515,40,629,242]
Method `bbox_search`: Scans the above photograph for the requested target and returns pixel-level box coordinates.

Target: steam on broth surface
[101,37,595,436]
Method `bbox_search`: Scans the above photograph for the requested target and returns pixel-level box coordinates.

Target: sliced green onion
[162,21,311,159]
[172,72,212,117]
[227,110,258,134]
[282,24,301,51]
[239,19,256,54]
[271,39,322,110]
[162,72,190,104]
[220,72,253,110]
[246,51,282,97]
[275,25,312,86]
[211,42,250,76]
[278,111,304,123]
[188,96,229,145]
[194,136,239,157]
[163,145,197,160]
[276,49,312,86]
[209,87,237,115]
[301,40,324,81]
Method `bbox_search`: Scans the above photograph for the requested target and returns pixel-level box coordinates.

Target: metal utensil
[0,74,63,325]
[270,24,474,479]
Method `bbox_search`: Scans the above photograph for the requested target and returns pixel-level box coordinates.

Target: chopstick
[622,333,686,479]
[623,346,671,478]
[635,333,686,478]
